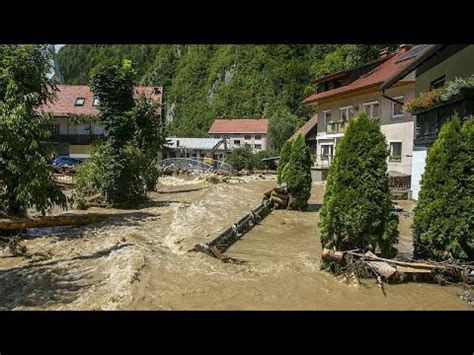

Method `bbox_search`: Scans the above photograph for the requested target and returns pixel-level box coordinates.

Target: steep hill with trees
[57,44,397,149]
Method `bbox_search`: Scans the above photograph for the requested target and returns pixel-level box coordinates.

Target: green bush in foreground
[413,116,474,261]
[319,113,398,259]
[277,140,292,184]
[280,134,312,210]
[74,143,148,208]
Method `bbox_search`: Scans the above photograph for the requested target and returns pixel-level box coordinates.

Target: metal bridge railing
[157,157,233,174]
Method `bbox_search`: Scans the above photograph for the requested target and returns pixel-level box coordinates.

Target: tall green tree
[279,134,313,210]
[319,113,398,259]
[413,116,474,261]
[277,139,292,184]
[0,45,66,217]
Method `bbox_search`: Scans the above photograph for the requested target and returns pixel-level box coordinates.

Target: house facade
[208,118,269,152]
[38,85,163,158]
[382,44,474,200]
[300,45,428,183]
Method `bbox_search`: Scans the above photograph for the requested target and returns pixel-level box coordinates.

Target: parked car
[52,156,83,170]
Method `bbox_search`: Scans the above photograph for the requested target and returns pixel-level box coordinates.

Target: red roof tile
[38,85,162,117]
[302,47,420,105]
[208,119,269,134]
[290,114,318,140]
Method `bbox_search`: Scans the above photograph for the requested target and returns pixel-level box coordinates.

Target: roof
[311,56,390,85]
[164,137,228,151]
[290,114,318,140]
[302,46,427,105]
[38,85,163,117]
[208,119,269,134]
[381,45,445,90]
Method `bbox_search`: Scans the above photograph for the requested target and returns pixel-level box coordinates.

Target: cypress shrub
[280,134,313,210]
[413,116,474,261]
[277,140,292,184]
[319,113,399,259]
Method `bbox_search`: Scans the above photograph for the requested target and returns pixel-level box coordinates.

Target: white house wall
[411,146,428,200]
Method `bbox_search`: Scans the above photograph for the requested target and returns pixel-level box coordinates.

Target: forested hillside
[57,44,396,149]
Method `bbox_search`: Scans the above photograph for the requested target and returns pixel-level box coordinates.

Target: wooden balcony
[50,134,105,145]
[414,87,474,146]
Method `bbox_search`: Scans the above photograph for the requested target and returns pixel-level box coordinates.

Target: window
[244,135,251,140]
[389,142,402,161]
[339,106,354,122]
[255,135,262,140]
[234,140,241,146]
[321,144,333,160]
[75,97,85,106]
[254,144,262,150]
[50,124,60,136]
[430,75,445,89]
[92,97,99,106]
[392,96,404,118]
[363,101,379,118]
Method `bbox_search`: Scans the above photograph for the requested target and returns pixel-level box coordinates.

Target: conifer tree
[319,113,398,258]
[277,140,292,184]
[413,116,474,261]
[280,134,313,210]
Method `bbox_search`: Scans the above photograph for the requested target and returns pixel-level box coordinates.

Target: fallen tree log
[0,213,113,231]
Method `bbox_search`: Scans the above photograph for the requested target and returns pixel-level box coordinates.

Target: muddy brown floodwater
[0,175,471,310]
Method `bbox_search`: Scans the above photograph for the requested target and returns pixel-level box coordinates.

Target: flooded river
[0,175,471,310]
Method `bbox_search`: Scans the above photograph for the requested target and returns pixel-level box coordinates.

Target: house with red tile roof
[38,85,163,158]
[299,45,430,182]
[208,118,270,151]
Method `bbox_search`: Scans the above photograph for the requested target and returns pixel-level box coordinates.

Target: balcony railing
[326,121,346,134]
[313,154,334,169]
[49,134,105,145]
[414,87,474,146]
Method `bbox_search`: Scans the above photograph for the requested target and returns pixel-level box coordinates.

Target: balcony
[313,154,334,169]
[50,134,105,145]
[414,87,474,146]
[326,121,346,134]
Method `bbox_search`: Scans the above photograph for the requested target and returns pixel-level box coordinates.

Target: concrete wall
[380,120,414,175]
[415,45,474,94]
[411,146,428,200]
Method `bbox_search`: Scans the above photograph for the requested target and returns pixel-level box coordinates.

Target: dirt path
[0,175,471,310]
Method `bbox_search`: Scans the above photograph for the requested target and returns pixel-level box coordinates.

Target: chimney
[399,44,414,53]
[379,48,390,59]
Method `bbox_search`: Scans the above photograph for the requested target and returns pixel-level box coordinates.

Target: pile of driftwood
[263,185,290,209]
[322,248,474,293]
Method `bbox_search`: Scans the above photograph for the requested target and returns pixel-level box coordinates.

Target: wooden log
[270,195,287,207]
[322,248,344,262]
[0,213,113,231]
[263,188,274,198]
[270,190,289,201]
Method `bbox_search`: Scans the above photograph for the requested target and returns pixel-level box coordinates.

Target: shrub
[280,134,312,210]
[413,116,474,261]
[277,140,292,184]
[74,143,148,208]
[319,113,399,259]
[227,144,256,172]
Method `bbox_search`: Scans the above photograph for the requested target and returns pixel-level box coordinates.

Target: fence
[157,157,232,174]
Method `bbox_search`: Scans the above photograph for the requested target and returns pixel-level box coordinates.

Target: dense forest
[57,44,397,149]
